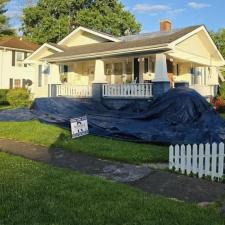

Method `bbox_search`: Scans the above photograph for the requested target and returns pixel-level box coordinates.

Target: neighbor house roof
[0,36,39,52]
[44,25,201,62]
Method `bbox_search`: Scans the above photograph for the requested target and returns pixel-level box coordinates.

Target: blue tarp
[0,87,225,144]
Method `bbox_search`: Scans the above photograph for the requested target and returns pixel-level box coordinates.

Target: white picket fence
[169,143,225,180]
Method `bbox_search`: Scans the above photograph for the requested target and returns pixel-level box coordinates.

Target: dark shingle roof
[0,36,39,51]
[44,25,201,61]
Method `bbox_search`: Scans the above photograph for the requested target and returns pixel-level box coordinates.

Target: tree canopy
[22,0,141,44]
[210,29,225,59]
[0,0,15,36]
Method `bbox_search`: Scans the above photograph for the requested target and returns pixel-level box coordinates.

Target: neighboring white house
[25,20,225,99]
[0,36,39,93]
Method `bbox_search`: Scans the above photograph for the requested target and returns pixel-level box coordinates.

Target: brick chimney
[160,19,172,32]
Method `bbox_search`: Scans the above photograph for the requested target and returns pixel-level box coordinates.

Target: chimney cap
[160,19,172,23]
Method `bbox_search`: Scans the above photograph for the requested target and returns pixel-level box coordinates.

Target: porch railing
[102,83,153,98]
[189,85,217,97]
[49,84,92,98]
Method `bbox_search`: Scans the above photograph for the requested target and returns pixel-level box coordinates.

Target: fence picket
[198,144,204,178]
[186,145,192,175]
[175,145,180,171]
[192,144,198,174]
[211,143,218,180]
[205,143,211,176]
[218,143,224,178]
[169,145,174,170]
[180,145,185,173]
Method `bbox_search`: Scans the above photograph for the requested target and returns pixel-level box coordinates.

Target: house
[25,20,225,101]
[0,36,39,93]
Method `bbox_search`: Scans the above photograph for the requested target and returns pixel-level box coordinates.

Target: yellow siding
[63,31,109,47]
[176,33,211,59]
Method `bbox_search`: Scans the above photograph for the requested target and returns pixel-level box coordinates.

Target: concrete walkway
[0,138,224,203]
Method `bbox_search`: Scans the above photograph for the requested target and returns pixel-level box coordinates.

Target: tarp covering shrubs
[0,88,225,144]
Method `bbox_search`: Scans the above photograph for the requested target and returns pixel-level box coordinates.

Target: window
[43,64,50,75]
[105,63,112,75]
[114,63,122,75]
[144,58,149,73]
[14,79,21,88]
[126,62,132,74]
[149,58,155,73]
[59,65,69,74]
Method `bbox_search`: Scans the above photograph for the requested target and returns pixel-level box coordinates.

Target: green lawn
[0,152,224,225]
[0,120,168,164]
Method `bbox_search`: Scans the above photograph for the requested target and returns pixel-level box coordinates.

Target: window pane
[105,63,112,75]
[43,65,50,75]
[14,79,21,88]
[144,58,149,73]
[149,59,155,73]
[114,63,122,75]
[126,62,132,74]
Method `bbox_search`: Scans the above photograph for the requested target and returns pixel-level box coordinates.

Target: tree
[21,0,141,44]
[210,29,225,59]
[0,0,15,36]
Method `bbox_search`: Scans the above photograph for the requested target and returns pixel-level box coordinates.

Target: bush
[6,88,30,108]
[211,96,225,112]
[219,82,225,99]
[0,89,9,105]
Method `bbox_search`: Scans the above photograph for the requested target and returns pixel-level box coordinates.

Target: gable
[58,26,120,47]
[61,30,111,47]
[173,27,224,66]
[176,31,211,59]
[25,44,62,62]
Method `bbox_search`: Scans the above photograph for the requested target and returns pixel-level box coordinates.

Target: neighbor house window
[14,79,21,88]
[114,63,122,75]
[16,52,24,67]
[105,63,112,75]
[126,62,132,74]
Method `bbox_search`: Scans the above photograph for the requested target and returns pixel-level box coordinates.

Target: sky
[6,0,225,34]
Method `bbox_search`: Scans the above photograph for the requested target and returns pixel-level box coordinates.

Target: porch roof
[43,25,201,62]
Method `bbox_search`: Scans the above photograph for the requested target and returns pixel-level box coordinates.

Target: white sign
[70,116,89,138]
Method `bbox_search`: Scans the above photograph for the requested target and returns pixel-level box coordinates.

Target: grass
[0,120,168,164]
[0,152,224,225]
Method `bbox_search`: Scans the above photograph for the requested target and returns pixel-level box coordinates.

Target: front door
[167,59,174,86]
[134,58,140,83]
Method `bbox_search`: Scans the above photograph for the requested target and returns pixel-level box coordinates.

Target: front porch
[48,53,219,100]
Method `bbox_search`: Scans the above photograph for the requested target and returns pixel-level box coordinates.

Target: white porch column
[93,59,107,83]
[153,53,169,82]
